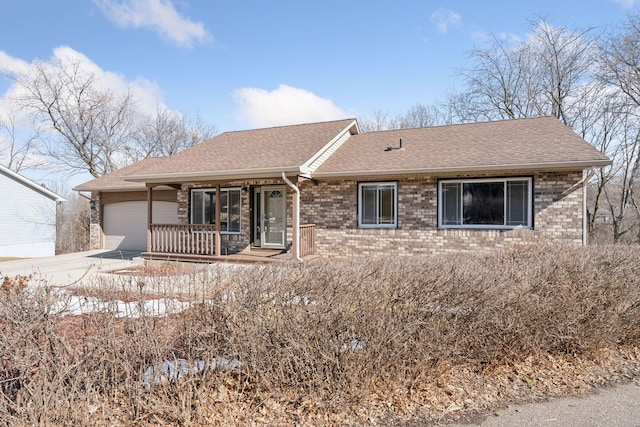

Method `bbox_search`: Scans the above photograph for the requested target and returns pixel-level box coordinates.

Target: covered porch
[142,178,317,263]
[143,223,317,263]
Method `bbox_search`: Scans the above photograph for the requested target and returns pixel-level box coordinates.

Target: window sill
[438,225,532,231]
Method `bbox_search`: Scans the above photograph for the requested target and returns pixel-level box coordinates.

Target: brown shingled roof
[73,157,170,191]
[75,116,610,191]
[313,116,611,177]
[124,118,358,183]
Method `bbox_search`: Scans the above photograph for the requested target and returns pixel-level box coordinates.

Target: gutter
[581,168,596,247]
[124,166,303,184]
[310,160,613,179]
[0,165,66,202]
[281,171,303,262]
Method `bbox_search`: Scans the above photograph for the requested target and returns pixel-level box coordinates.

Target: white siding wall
[306,130,352,173]
[0,173,58,257]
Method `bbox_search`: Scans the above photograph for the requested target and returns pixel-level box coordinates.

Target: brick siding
[91,170,585,256]
[299,170,584,257]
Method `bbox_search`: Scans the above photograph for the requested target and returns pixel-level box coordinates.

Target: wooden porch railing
[300,224,316,257]
[150,223,317,259]
[150,224,218,255]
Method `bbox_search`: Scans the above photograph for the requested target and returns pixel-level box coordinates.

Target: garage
[103,201,178,250]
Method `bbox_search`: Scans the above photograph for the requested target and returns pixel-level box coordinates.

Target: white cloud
[471,28,521,45]
[0,45,169,152]
[610,0,637,8]
[0,46,164,119]
[233,84,349,128]
[430,8,462,34]
[94,0,211,48]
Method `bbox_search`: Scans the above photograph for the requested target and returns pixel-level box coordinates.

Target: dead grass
[0,243,639,425]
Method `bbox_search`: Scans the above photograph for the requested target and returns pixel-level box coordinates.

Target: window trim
[437,177,533,230]
[357,181,398,229]
[190,187,242,234]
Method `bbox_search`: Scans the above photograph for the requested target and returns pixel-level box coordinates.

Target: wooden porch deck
[142,248,320,265]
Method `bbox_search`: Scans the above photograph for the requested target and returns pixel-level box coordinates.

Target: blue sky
[0,0,638,187]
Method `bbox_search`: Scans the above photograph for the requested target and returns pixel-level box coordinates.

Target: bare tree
[3,59,133,178]
[597,14,640,242]
[359,103,443,132]
[531,21,596,126]
[602,113,640,242]
[450,19,596,126]
[455,36,540,121]
[55,191,90,254]
[358,109,399,132]
[125,106,216,163]
[398,103,442,128]
[572,88,626,235]
[0,109,42,172]
[599,14,640,108]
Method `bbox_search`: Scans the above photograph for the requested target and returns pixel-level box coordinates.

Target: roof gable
[124,118,358,183]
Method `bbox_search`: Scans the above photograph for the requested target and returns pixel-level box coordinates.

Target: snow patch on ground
[142,357,243,387]
[49,289,194,318]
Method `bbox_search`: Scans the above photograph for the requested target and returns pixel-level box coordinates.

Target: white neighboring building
[0,165,65,257]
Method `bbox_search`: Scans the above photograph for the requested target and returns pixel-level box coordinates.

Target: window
[358,182,397,228]
[191,188,241,233]
[439,178,532,229]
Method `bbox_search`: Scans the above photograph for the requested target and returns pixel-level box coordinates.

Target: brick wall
[299,170,585,257]
[91,170,585,257]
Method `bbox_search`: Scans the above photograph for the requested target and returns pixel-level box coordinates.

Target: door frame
[252,185,287,249]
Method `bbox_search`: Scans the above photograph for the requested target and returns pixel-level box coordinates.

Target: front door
[253,186,286,248]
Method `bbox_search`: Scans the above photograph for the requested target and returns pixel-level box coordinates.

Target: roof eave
[73,184,148,192]
[311,160,613,179]
[124,166,305,184]
[0,165,66,202]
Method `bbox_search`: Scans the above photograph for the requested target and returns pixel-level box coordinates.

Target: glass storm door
[261,187,286,248]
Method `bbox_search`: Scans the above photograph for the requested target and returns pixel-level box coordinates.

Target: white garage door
[103,201,178,250]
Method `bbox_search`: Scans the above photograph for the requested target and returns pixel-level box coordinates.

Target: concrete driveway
[449,380,640,427]
[0,249,141,287]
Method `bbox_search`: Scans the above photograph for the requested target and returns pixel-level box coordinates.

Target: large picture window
[358,182,397,228]
[191,188,241,233]
[438,178,532,229]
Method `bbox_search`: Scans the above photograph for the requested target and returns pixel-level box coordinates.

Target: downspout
[559,169,595,247]
[581,168,596,247]
[282,171,303,261]
[583,172,588,246]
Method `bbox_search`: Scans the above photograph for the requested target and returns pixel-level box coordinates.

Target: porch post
[291,191,299,259]
[281,171,302,261]
[147,185,153,253]
[215,184,221,256]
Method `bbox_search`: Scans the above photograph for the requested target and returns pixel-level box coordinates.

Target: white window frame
[358,182,398,228]
[190,187,242,234]
[438,177,533,229]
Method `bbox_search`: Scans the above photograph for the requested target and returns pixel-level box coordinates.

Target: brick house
[74,116,611,260]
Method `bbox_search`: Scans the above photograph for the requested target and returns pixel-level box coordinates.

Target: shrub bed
[0,244,639,425]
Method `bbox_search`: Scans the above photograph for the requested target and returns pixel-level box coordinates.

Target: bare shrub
[0,244,639,424]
